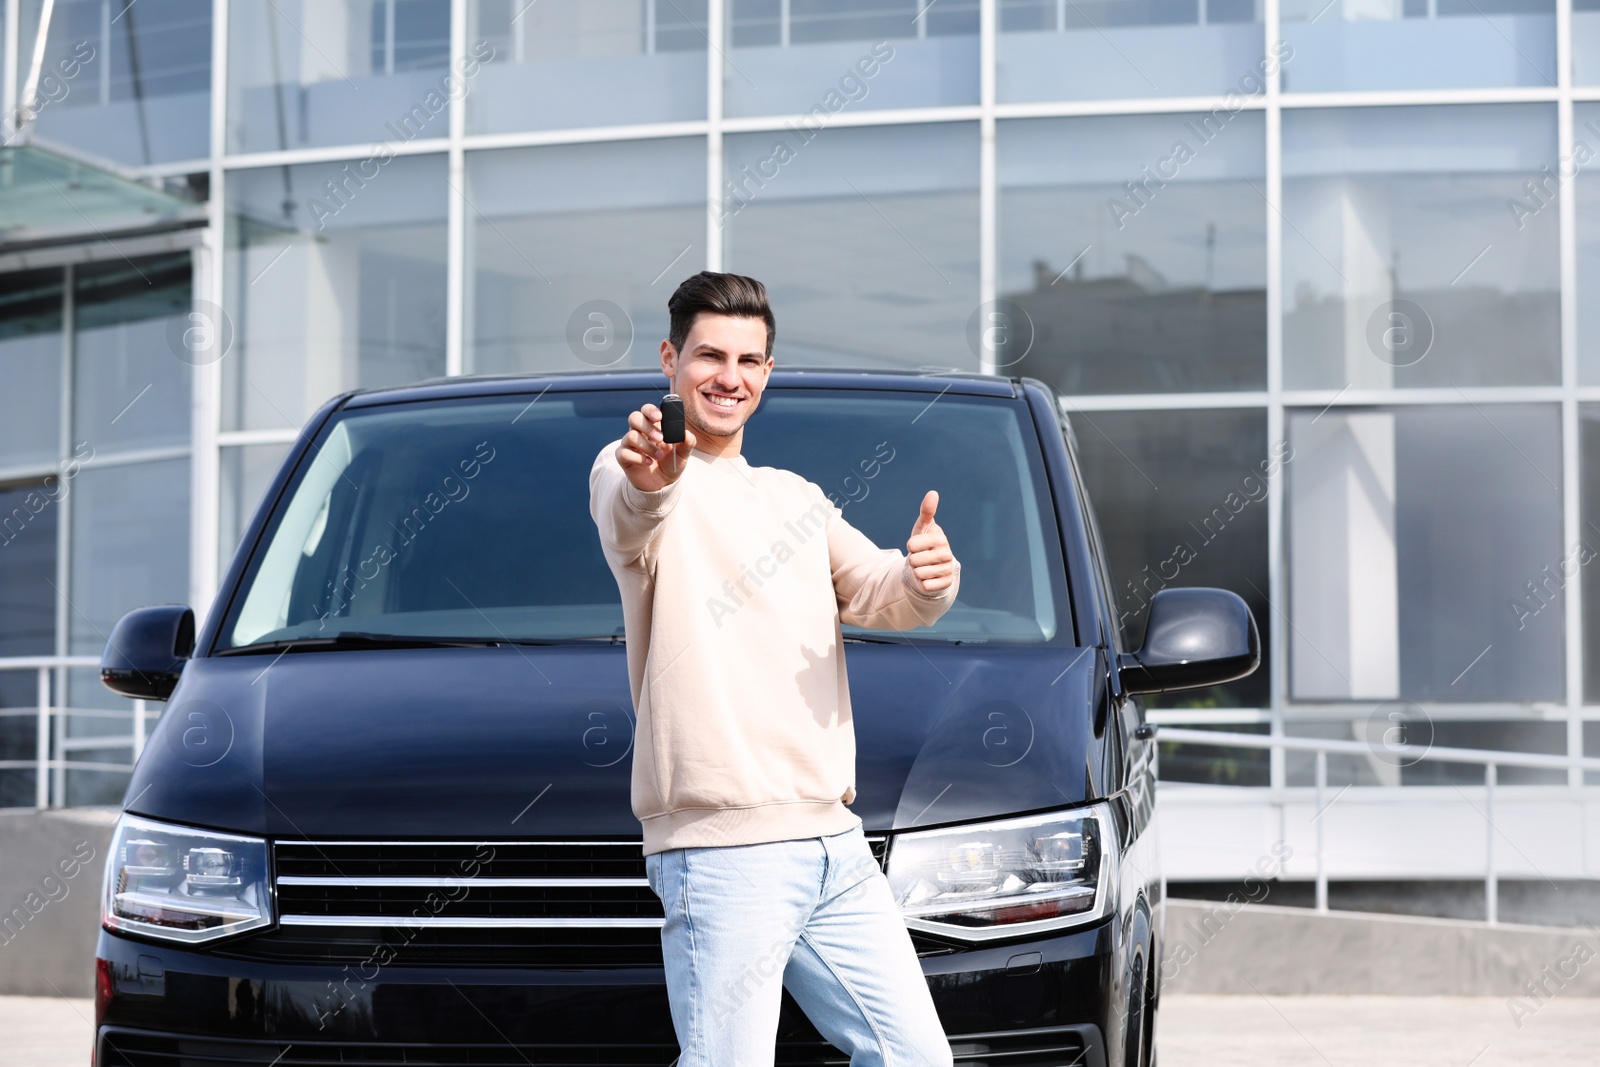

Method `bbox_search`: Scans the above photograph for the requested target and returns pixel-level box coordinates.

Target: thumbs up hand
[906,490,957,594]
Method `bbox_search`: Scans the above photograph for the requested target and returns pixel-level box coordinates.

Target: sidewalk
[5,993,1598,1065]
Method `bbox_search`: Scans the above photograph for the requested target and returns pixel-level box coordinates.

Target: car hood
[124,643,1108,839]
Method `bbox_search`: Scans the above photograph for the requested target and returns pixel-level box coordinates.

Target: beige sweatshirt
[589,440,961,856]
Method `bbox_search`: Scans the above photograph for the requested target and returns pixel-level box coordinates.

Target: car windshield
[215,387,1073,651]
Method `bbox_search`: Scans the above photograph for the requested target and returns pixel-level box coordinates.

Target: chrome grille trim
[278,915,667,928]
[276,876,651,887]
[271,834,889,930]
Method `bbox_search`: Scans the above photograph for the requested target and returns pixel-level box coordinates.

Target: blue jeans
[644,823,954,1067]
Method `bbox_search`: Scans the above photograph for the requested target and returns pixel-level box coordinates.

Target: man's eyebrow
[691,344,765,360]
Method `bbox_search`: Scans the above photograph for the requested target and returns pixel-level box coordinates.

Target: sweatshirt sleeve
[821,486,961,631]
[589,440,683,569]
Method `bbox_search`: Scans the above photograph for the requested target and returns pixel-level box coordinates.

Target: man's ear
[659,338,677,379]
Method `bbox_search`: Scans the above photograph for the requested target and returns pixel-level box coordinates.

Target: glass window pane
[0,477,55,808]
[1579,405,1600,702]
[1577,106,1600,384]
[726,1,977,118]
[467,0,707,134]
[1287,404,1562,704]
[1157,722,1271,785]
[1072,408,1271,708]
[1578,0,1600,84]
[998,113,1266,394]
[23,0,211,165]
[223,155,448,432]
[68,457,190,660]
[0,268,63,472]
[220,442,293,576]
[228,0,453,153]
[1281,0,1555,93]
[722,122,979,371]
[998,0,1267,103]
[73,255,192,454]
[465,138,706,374]
[1281,105,1560,390]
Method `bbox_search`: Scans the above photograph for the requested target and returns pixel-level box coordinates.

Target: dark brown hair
[667,271,776,360]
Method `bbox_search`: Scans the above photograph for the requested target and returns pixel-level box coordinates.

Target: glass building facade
[3,0,1599,810]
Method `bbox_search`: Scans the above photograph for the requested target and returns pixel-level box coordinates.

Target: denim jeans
[644,823,954,1067]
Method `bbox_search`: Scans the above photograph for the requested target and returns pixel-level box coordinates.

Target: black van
[94,369,1257,1067]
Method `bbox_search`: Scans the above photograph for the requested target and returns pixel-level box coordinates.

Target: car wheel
[1141,951,1157,1067]
[1123,945,1149,1067]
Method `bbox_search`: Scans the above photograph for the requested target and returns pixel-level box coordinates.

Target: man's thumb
[913,490,939,533]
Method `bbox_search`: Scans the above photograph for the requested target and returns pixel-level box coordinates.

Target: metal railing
[0,656,152,810]
[1156,727,1600,924]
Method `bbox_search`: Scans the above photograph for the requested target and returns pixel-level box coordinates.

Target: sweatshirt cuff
[623,478,681,516]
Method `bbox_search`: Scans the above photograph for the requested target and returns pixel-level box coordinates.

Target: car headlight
[102,814,272,944]
[885,804,1116,941]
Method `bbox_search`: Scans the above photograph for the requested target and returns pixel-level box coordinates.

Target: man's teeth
[707,395,740,408]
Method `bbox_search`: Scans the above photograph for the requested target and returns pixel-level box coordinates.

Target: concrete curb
[0,809,117,997]
[1161,898,1600,999]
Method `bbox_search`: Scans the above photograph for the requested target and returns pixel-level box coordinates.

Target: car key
[661,393,684,473]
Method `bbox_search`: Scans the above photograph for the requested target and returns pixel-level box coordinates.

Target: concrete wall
[0,809,117,997]
[4,810,1600,1004]
[1161,899,1600,1000]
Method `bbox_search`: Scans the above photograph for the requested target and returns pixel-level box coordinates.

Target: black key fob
[661,394,685,444]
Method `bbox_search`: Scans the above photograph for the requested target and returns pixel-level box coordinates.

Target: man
[588,271,960,1066]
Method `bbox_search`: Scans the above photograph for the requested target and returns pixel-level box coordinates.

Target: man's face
[660,312,773,443]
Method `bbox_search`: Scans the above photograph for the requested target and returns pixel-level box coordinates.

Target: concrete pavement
[5,994,1597,1065]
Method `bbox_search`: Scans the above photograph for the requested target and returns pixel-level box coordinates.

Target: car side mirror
[1117,588,1259,696]
[101,605,195,701]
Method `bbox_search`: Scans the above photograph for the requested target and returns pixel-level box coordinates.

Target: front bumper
[96,919,1115,1066]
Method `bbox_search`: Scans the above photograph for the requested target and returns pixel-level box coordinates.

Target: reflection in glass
[998,0,1266,103]
[466,139,705,374]
[1579,406,1600,703]
[997,113,1266,394]
[467,0,707,133]
[1071,408,1270,708]
[21,0,211,164]
[0,481,58,718]
[721,123,979,371]
[1288,405,1561,704]
[726,0,976,118]
[68,457,189,659]
[1281,0,1555,92]
[1577,105,1600,383]
[223,155,448,432]
[1281,106,1559,390]
[1578,0,1600,84]
[220,443,293,577]
[1158,722,1270,785]
[73,256,191,454]
[228,0,454,153]
[0,269,63,472]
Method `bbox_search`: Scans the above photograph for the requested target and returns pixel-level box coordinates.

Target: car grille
[225,835,900,967]
[98,1025,1095,1067]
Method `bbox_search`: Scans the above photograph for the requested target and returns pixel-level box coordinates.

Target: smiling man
[588,271,960,1066]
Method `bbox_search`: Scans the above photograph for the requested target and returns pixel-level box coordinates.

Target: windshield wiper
[215,632,509,655]
[216,632,624,655]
